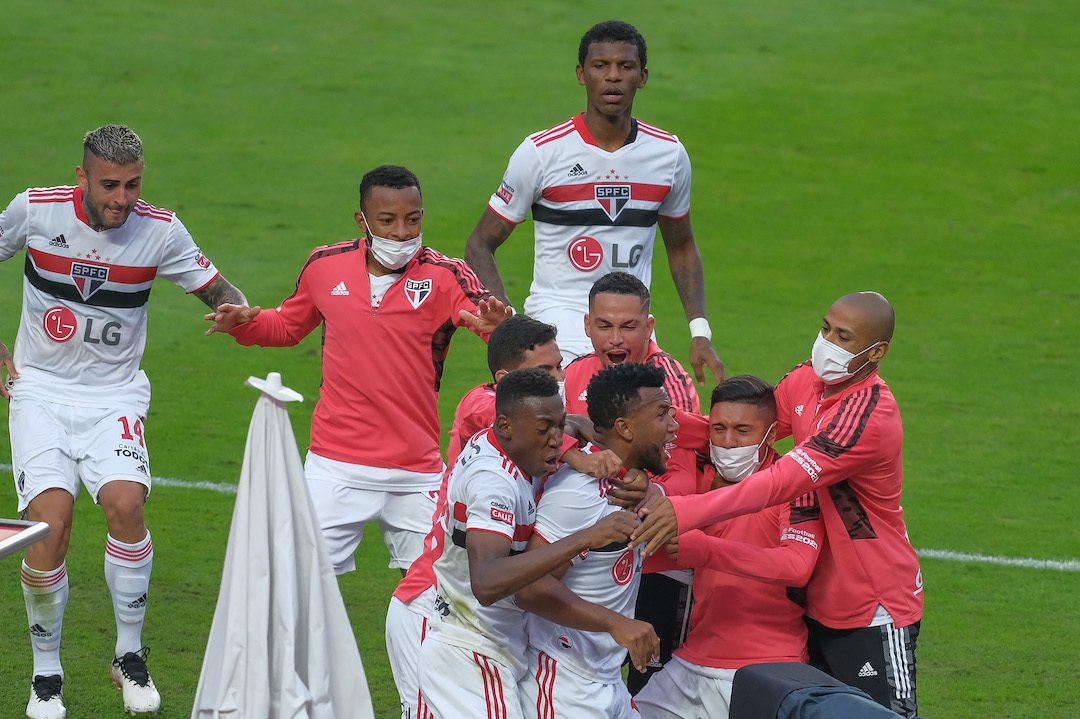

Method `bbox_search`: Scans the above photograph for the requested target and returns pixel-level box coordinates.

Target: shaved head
[834,291,895,344]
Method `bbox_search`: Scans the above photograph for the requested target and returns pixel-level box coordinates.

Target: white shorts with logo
[418,637,526,719]
[9,396,152,512]
[304,451,440,573]
[519,648,640,719]
[386,589,437,719]
[634,654,736,719]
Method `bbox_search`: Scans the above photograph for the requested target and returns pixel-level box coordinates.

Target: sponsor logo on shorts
[858,662,878,677]
[115,445,149,465]
[595,185,631,221]
[404,278,432,309]
[496,181,514,204]
[71,262,109,300]
[558,635,573,649]
[612,548,635,585]
[491,507,514,526]
[43,306,78,343]
[434,593,450,617]
[17,471,25,493]
[568,236,603,272]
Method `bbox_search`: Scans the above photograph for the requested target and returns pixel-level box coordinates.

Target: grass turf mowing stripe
[4,463,1078,571]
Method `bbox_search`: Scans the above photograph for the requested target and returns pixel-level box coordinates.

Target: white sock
[22,560,68,679]
[104,532,153,657]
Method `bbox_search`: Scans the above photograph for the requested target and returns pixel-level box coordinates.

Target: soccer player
[519,362,675,718]
[205,165,510,581]
[464,19,724,384]
[633,376,823,719]
[563,270,699,691]
[632,292,923,718]
[417,368,656,719]
[0,124,247,718]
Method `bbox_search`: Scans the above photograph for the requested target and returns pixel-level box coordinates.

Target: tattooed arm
[192,275,247,310]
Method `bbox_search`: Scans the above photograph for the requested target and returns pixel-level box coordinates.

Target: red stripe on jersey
[454,501,468,523]
[533,125,577,147]
[540,182,671,204]
[637,121,678,143]
[512,523,534,543]
[28,247,158,284]
[131,200,174,222]
[28,187,76,203]
[532,118,576,145]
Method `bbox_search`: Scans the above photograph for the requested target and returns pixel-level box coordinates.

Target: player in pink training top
[0,124,247,718]
[633,292,923,718]
[465,20,724,383]
[633,376,823,719]
[205,165,511,586]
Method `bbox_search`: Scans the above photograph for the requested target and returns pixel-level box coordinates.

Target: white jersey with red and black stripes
[428,427,542,680]
[527,446,644,684]
[487,113,691,353]
[0,186,219,412]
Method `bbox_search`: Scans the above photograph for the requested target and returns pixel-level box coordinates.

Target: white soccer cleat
[26,674,66,719]
[110,647,161,715]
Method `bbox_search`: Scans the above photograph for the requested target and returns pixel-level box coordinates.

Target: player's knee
[99,481,147,538]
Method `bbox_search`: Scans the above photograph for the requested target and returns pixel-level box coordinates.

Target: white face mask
[362,213,422,271]
[709,422,775,482]
[811,333,881,386]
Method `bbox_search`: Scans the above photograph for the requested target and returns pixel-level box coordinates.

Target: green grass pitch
[2,1,1079,716]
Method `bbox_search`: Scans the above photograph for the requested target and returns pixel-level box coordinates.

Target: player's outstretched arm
[466,510,638,606]
[0,338,18,400]
[458,296,513,334]
[193,274,247,311]
[464,208,516,305]
[516,573,660,673]
[629,496,680,556]
[657,214,725,385]
[203,304,262,336]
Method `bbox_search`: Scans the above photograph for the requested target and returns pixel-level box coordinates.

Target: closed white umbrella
[192,372,374,719]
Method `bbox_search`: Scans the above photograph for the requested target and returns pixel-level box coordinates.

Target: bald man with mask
[632,291,922,718]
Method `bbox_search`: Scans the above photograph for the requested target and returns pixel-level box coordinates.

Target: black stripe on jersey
[417,248,493,304]
[296,240,362,286]
[826,479,877,540]
[648,351,696,412]
[788,491,822,525]
[590,538,631,553]
[807,385,880,459]
[451,527,526,554]
[24,256,151,308]
[531,205,659,228]
[431,318,456,393]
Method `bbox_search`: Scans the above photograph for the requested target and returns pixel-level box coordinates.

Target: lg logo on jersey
[567,237,644,272]
[43,307,123,345]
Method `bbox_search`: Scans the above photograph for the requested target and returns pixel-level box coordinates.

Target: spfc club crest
[404,278,432,309]
[595,185,631,221]
[71,262,109,300]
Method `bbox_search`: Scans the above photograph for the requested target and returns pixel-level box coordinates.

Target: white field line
[2,463,1077,571]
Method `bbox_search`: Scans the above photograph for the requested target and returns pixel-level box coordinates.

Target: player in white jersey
[465,20,724,383]
[0,125,246,719]
[519,362,675,719]
[418,368,655,719]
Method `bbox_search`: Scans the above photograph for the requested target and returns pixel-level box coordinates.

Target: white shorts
[304,452,439,573]
[634,654,735,719]
[418,637,525,719]
[386,590,436,719]
[9,396,151,513]
[519,649,639,719]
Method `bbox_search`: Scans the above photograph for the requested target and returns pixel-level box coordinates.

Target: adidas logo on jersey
[857,661,878,677]
[29,624,51,639]
[577,389,588,401]
[331,281,349,296]
[795,404,804,416]
[567,163,588,178]
[127,592,147,610]
[49,234,69,248]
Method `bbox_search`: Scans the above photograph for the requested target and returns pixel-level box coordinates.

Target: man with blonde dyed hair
[1,124,247,718]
